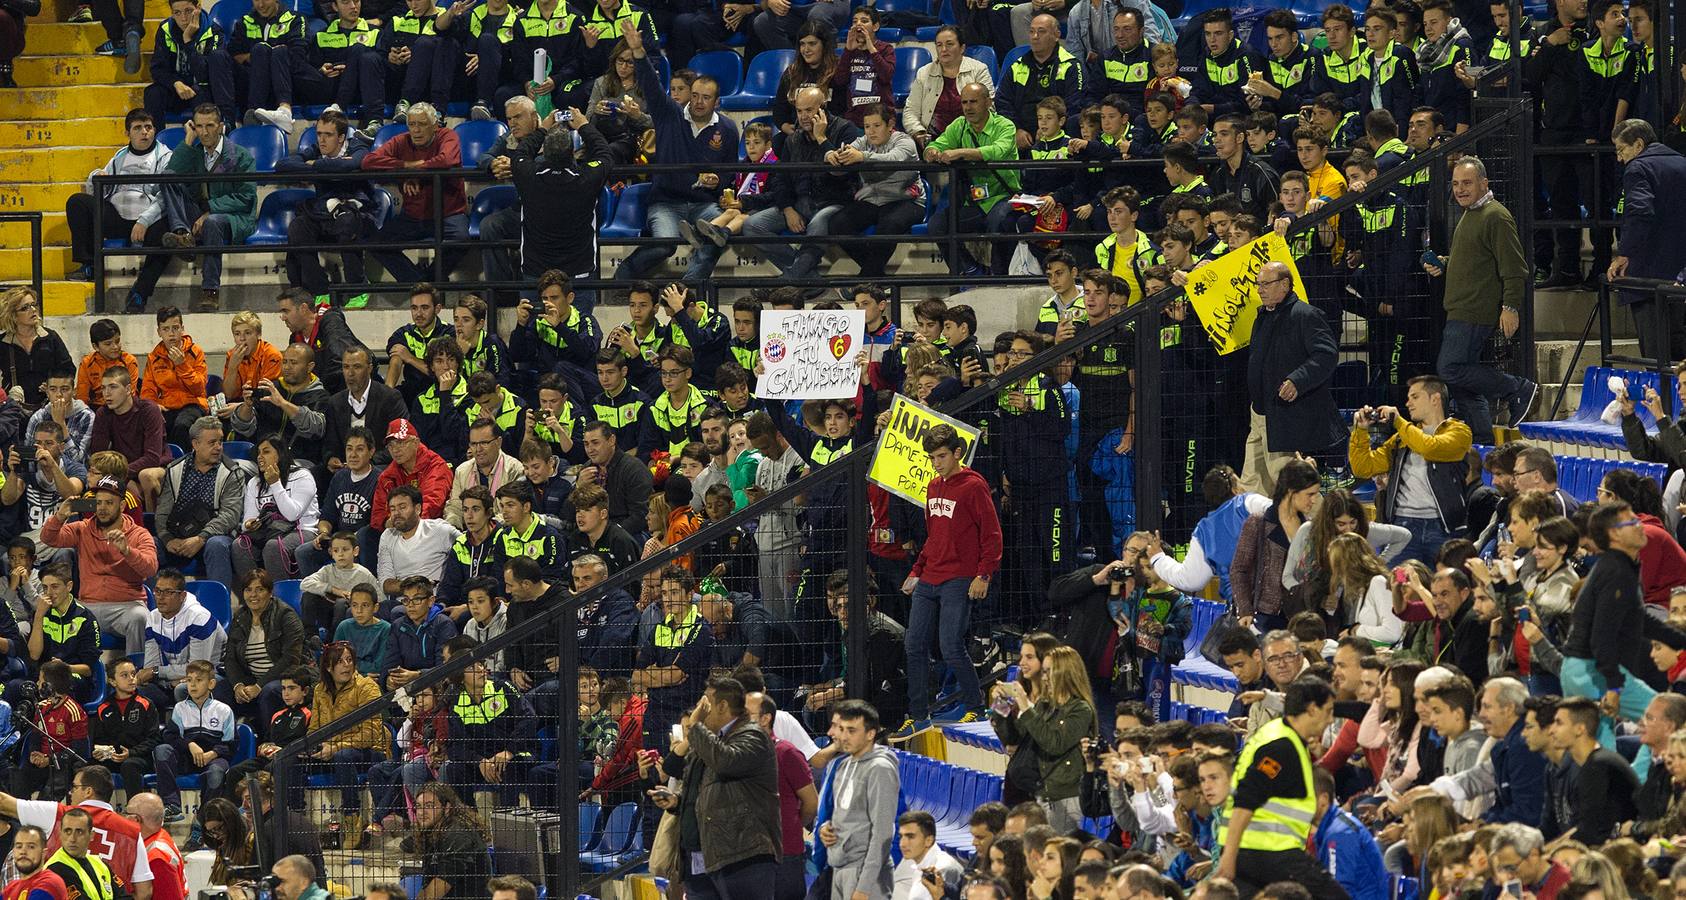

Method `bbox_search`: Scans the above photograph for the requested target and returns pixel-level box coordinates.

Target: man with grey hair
[362,101,470,284]
[479,95,548,302]
[128,793,187,900]
[1242,630,1307,733]
[1627,693,1686,836]
[1488,824,1570,900]
[1432,155,1533,444]
[1416,677,1547,825]
[153,414,246,572]
[1241,259,1347,495]
[1608,118,1686,362]
[270,854,327,900]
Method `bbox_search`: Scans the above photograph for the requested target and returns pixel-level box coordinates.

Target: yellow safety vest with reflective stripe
[1581,38,1630,78]
[1320,40,1371,85]
[241,9,299,40]
[416,377,468,416]
[469,5,517,42]
[1226,717,1318,851]
[453,679,515,724]
[648,386,715,457]
[392,10,441,36]
[48,850,113,900]
[465,388,521,432]
[584,3,655,43]
[516,2,576,39]
[592,385,644,431]
[317,17,378,48]
[653,604,701,649]
[1038,290,1087,327]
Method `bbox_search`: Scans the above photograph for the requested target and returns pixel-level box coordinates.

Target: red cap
[386,419,419,442]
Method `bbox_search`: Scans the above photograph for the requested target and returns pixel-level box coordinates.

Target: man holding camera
[1347,374,1472,565]
[891,812,964,900]
[1,419,89,548]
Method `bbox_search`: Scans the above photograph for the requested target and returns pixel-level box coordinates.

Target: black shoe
[1507,378,1540,426]
[0,65,16,88]
[123,29,142,74]
[125,291,146,312]
[1537,270,1581,290]
[1578,275,1603,292]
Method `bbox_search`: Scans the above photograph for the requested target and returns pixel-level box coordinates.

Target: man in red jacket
[370,419,451,530]
[892,424,1001,740]
[359,102,468,285]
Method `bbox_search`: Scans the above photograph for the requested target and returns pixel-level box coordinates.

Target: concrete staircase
[0,0,161,314]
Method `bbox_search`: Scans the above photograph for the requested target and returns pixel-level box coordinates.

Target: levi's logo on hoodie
[928,498,957,518]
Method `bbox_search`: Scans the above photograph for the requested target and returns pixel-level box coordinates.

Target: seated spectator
[141,568,227,709]
[205,0,307,128]
[221,569,309,723]
[152,659,235,820]
[437,486,498,612]
[457,0,521,126]
[365,679,447,836]
[588,351,648,452]
[228,343,330,460]
[1511,447,1579,519]
[140,307,210,448]
[377,0,462,124]
[219,312,284,416]
[522,395,582,489]
[324,346,407,474]
[371,419,452,531]
[66,110,171,285]
[996,15,1085,144]
[385,285,455,413]
[209,435,318,584]
[305,641,388,846]
[924,83,1021,277]
[377,484,460,598]
[0,288,74,410]
[299,531,379,639]
[615,26,736,283]
[454,296,506,381]
[586,42,654,165]
[333,586,392,676]
[361,103,468,284]
[142,104,256,313]
[234,770,325,877]
[27,367,96,466]
[571,555,640,677]
[198,797,257,884]
[2,418,90,546]
[385,576,457,690]
[744,86,861,279]
[88,363,167,501]
[441,644,537,803]
[41,476,156,658]
[277,111,377,307]
[903,27,993,147]
[409,338,470,463]
[297,425,383,576]
[579,421,653,538]
[567,482,642,575]
[226,666,312,786]
[277,287,361,394]
[306,0,385,137]
[500,555,568,695]
[13,659,89,799]
[0,539,40,638]
[458,579,506,672]
[143,0,221,128]
[91,659,162,810]
[154,415,245,577]
[824,104,924,278]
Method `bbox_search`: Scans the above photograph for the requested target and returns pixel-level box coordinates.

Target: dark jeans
[479,204,521,299]
[773,852,806,900]
[0,14,22,68]
[468,29,520,110]
[685,855,777,900]
[302,746,385,812]
[369,212,470,283]
[1539,130,1613,278]
[1436,319,1526,444]
[286,204,374,296]
[246,43,328,110]
[1233,848,1351,900]
[134,187,234,296]
[152,743,230,806]
[143,81,206,127]
[319,45,385,122]
[65,194,159,267]
[827,198,926,276]
[390,34,458,107]
[214,679,286,737]
[930,198,1015,274]
[904,576,981,720]
[90,0,142,44]
[368,757,432,822]
[1396,515,1451,566]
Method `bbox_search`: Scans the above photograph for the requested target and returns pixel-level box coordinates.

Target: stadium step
[0,84,146,119]
[0,117,126,149]
[13,53,150,86]
[22,23,124,56]
[39,282,95,316]
[0,182,83,214]
[0,211,72,247]
[0,246,76,281]
[0,147,118,183]
[33,0,170,24]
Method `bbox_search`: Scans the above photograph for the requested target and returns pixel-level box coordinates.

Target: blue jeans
[368,757,433,823]
[904,576,980,720]
[304,746,385,812]
[742,202,844,277]
[1437,319,1525,444]
[1395,515,1451,566]
[616,199,724,281]
[152,743,230,806]
[204,534,235,589]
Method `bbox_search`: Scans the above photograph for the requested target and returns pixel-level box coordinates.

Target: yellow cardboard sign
[1184,232,1308,355]
[866,394,981,507]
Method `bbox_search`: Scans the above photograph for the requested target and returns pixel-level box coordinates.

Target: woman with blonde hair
[1569,852,1632,900]
[0,287,72,408]
[221,310,282,407]
[991,644,1095,832]
[993,631,1061,804]
[1385,793,1458,881]
[1596,840,1655,900]
[1327,532,1401,646]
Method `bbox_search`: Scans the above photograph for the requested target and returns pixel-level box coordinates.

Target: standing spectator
[153,417,244,580]
[221,570,309,724]
[277,287,362,395]
[994,14,1085,144]
[1608,119,1686,363]
[578,422,652,538]
[501,113,614,291]
[1598,468,1686,608]
[370,419,451,530]
[902,27,994,147]
[145,104,256,313]
[361,103,469,284]
[305,642,387,844]
[1207,115,1279,221]
[40,477,156,657]
[894,424,1001,738]
[1433,157,1534,444]
[743,412,805,615]
[227,343,330,462]
[0,288,74,410]
[276,110,376,306]
[89,365,167,500]
[139,307,209,448]
[989,646,1096,830]
[923,83,1021,277]
[1241,261,1346,493]
[143,0,221,127]
[323,347,407,474]
[748,690,818,900]
[152,659,234,821]
[616,25,737,283]
[830,8,893,125]
[1347,377,1473,563]
[816,700,900,900]
[140,569,226,710]
[66,111,172,285]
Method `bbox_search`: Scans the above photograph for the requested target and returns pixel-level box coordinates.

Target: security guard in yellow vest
[47,811,115,900]
[208,0,307,125]
[312,0,387,139]
[464,0,519,120]
[1216,676,1348,900]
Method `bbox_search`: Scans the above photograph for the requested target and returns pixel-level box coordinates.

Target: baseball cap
[386,419,418,442]
[92,475,124,497]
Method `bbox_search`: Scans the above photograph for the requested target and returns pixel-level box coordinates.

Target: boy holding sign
[891,424,1002,740]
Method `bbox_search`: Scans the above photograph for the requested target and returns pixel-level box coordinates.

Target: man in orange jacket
[138,307,208,448]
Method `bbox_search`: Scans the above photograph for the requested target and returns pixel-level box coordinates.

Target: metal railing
[0,212,45,299]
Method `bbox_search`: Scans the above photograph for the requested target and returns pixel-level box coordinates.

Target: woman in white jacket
[901,26,995,145]
[1328,533,1403,647]
[231,435,320,583]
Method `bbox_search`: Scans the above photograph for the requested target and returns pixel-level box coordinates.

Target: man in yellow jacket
[1347,374,1473,564]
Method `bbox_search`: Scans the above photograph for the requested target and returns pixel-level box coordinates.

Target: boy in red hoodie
[892,424,1001,740]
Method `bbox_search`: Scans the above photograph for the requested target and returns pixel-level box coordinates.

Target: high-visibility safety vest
[468,4,517,41]
[316,17,378,49]
[1224,717,1318,851]
[48,850,113,900]
[1320,40,1371,85]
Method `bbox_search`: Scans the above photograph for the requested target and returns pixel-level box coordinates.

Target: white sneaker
[323,103,343,116]
[254,106,294,133]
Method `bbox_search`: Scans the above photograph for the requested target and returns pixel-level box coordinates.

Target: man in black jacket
[579,421,652,539]
[279,287,364,394]
[1208,115,1279,222]
[743,86,862,279]
[278,110,376,305]
[1550,696,1639,845]
[1242,260,1347,493]
[504,110,614,303]
[323,346,407,471]
[477,95,546,308]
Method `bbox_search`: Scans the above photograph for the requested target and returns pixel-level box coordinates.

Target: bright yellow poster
[1184,232,1308,355]
[866,395,981,506]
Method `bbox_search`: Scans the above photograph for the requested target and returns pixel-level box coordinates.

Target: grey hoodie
[844,130,923,208]
[828,744,901,900]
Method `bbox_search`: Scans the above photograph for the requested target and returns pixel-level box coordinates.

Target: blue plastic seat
[893,47,932,103]
[688,50,744,98]
[580,802,640,871]
[374,122,410,147]
[454,119,509,169]
[468,185,518,239]
[720,49,795,111]
[176,725,256,791]
[229,124,289,173]
[600,182,651,238]
[273,578,303,615]
[187,579,233,628]
[915,0,956,40]
[1521,366,1659,449]
[223,440,255,461]
[578,802,604,852]
[963,45,997,81]
[158,127,187,150]
[246,188,314,245]
[210,0,252,36]
[296,125,319,155]
[1000,45,1030,75]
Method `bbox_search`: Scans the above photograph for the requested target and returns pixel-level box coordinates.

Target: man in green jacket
[142,102,257,313]
[923,81,1022,278]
